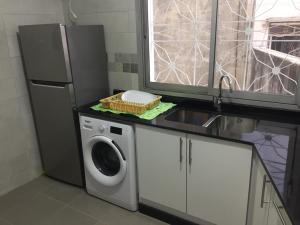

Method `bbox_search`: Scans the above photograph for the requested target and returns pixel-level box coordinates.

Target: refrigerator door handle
[59,25,73,82]
[29,81,76,106]
[30,80,67,88]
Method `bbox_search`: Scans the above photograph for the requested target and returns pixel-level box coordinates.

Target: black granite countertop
[77,99,300,225]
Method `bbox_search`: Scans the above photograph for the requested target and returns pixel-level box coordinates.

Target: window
[139,0,300,107]
[215,0,300,97]
[148,0,213,87]
[268,19,300,56]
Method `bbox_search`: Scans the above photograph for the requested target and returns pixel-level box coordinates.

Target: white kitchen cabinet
[268,189,292,225]
[136,125,293,225]
[248,154,293,225]
[136,125,253,224]
[186,134,252,225]
[136,125,187,213]
[249,154,272,225]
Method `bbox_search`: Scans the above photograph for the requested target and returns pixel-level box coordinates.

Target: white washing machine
[79,115,138,211]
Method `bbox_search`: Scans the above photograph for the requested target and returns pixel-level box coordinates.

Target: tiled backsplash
[108,53,138,73]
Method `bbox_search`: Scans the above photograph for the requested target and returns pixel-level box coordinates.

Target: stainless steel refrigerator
[18,24,109,187]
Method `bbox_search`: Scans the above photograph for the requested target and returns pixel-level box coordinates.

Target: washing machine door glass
[86,136,127,187]
[92,142,121,176]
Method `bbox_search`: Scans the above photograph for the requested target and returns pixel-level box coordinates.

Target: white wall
[255,0,300,20]
[0,0,65,196]
[253,0,300,47]
[66,0,139,94]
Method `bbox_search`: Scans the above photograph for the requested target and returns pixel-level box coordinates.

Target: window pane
[215,0,300,96]
[148,0,212,86]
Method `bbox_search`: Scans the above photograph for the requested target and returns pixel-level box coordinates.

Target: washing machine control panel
[98,125,106,133]
[82,119,93,130]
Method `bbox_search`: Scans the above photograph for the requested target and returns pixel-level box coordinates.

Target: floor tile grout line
[61,192,127,225]
[40,192,100,221]
[52,191,144,225]
[43,203,69,223]
[43,190,168,225]
[3,176,167,225]
[1,177,107,225]
[66,204,100,221]
[39,192,101,224]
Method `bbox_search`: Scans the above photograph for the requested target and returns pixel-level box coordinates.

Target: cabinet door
[268,190,292,225]
[250,155,272,225]
[136,125,186,213]
[186,135,252,225]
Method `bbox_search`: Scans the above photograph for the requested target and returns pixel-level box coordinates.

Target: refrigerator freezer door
[19,24,72,83]
[28,81,83,186]
[66,25,109,107]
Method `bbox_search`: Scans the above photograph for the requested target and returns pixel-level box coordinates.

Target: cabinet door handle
[273,201,287,225]
[179,137,183,163]
[260,175,271,208]
[188,139,192,166]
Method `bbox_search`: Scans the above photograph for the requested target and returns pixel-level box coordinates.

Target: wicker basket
[100,92,162,115]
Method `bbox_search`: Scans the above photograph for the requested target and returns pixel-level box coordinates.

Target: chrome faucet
[214,75,233,112]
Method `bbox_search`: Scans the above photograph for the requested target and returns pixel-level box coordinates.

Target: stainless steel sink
[165,108,258,134]
[204,114,258,133]
[165,109,213,126]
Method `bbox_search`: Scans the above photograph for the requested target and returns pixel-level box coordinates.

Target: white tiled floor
[0,175,168,225]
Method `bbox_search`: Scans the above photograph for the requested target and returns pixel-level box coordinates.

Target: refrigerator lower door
[28,81,83,186]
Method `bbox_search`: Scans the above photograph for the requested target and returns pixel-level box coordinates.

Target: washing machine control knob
[98,125,106,133]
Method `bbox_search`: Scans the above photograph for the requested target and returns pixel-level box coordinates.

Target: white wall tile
[0,160,12,196]
[76,13,99,25]
[129,0,136,11]
[0,15,4,31]
[131,73,139,90]
[128,11,136,33]
[0,98,19,144]
[9,159,36,191]
[3,13,61,36]
[0,58,13,79]
[0,77,18,102]
[0,31,9,58]
[98,12,129,33]
[18,95,32,116]
[14,74,28,97]
[107,53,115,62]
[10,57,23,78]
[106,32,137,54]
[7,35,20,57]
[75,0,129,14]
[108,72,139,94]
[0,0,22,13]
[11,57,28,97]
[77,12,129,33]
[0,0,65,196]
[19,0,50,13]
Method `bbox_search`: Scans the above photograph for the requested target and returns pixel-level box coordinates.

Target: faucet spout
[215,75,233,111]
[218,75,232,99]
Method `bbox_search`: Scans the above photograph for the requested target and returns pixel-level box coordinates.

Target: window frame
[135,0,300,110]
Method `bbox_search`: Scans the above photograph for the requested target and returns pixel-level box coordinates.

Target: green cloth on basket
[91,102,176,120]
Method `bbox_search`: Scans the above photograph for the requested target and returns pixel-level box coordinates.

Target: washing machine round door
[85,136,127,187]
